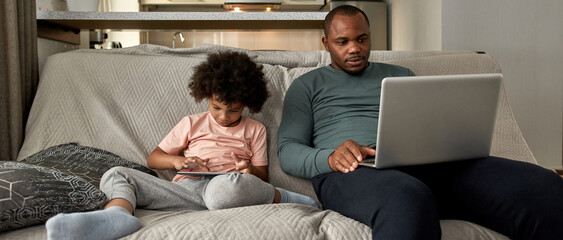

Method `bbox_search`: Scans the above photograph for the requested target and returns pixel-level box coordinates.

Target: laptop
[360,73,503,169]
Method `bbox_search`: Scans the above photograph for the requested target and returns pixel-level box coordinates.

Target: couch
[1,44,537,239]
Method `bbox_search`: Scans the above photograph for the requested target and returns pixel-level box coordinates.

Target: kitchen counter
[36,11,328,30]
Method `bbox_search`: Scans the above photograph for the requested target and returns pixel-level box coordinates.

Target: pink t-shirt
[158,112,268,182]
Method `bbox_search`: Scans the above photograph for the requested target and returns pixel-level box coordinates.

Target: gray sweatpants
[100,166,276,211]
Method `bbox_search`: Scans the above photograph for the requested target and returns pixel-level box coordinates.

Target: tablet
[176,171,230,176]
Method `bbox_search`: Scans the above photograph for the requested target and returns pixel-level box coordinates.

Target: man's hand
[175,156,209,171]
[329,140,376,173]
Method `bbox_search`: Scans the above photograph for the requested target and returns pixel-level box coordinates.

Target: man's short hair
[323,5,370,37]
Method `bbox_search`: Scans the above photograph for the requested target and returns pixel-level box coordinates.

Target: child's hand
[232,152,253,174]
[175,156,209,171]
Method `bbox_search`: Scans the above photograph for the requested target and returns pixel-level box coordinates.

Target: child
[46,51,318,240]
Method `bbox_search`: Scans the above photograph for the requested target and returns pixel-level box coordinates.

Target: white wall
[442,0,563,167]
[386,0,441,50]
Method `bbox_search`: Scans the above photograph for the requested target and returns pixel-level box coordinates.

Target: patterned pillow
[20,143,157,188]
[0,162,107,232]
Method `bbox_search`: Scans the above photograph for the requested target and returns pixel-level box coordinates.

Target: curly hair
[188,51,270,113]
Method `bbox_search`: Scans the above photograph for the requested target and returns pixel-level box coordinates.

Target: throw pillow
[0,162,107,232]
[21,143,157,188]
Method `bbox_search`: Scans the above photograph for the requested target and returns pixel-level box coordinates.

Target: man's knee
[317,169,437,217]
[316,170,440,238]
[382,177,436,211]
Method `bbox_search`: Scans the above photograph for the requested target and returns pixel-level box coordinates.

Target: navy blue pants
[312,157,563,239]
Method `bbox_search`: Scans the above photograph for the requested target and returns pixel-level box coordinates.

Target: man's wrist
[316,149,336,174]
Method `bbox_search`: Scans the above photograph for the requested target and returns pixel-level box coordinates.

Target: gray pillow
[0,162,107,232]
[20,143,157,188]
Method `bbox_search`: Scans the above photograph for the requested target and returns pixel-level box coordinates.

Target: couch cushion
[20,143,157,188]
[0,162,106,232]
[128,204,371,240]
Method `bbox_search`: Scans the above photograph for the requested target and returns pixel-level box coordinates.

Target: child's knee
[203,173,269,210]
[101,167,129,183]
[209,172,260,189]
[100,166,139,192]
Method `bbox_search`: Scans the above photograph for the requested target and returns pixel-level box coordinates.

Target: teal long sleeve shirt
[277,62,414,179]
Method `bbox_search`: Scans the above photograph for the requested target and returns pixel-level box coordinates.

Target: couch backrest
[18,44,536,199]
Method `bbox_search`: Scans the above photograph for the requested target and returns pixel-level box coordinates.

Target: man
[278,5,563,239]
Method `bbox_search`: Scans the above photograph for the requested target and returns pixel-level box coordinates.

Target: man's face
[322,13,371,75]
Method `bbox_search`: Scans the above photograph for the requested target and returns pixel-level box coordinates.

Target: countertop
[36,11,328,30]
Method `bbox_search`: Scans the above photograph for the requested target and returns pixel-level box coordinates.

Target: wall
[442,0,563,167]
[386,0,441,50]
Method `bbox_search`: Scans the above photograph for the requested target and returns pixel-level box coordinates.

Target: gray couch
[3,44,536,239]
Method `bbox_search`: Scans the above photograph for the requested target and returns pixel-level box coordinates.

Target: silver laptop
[360,73,503,169]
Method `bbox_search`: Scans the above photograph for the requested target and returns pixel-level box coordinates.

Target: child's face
[209,95,245,127]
